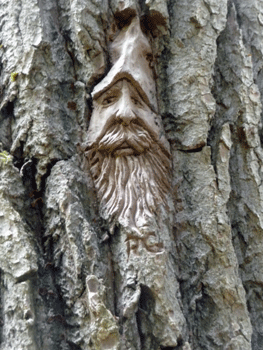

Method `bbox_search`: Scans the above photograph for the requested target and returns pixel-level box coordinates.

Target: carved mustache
[97,123,152,154]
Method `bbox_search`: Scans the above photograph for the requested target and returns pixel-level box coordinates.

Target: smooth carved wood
[92,16,158,113]
[85,16,171,237]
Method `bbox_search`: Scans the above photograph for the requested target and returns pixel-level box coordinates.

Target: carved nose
[116,100,136,126]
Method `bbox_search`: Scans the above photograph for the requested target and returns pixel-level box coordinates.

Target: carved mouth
[113,141,135,156]
[97,123,151,156]
[118,141,130,149]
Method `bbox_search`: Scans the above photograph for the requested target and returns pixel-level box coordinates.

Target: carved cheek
[94,103,117,123]
[134,107,156,128]
[88,102,120,144]
[103,103,120,124]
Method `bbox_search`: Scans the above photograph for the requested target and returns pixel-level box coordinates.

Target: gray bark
[0,0,262,349]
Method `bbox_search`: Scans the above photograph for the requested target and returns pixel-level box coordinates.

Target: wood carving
[85,16,171,240]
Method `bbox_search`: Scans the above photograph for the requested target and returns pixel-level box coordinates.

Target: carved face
[86,79,171,233]
[87,79,170,156]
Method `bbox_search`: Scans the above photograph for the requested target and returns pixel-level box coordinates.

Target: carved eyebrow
[130,87,142,98]
[96,87,121,104]
[108,88,120,95]
[102,86,121,97]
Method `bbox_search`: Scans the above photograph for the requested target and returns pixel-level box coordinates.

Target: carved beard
[86,123,171,232]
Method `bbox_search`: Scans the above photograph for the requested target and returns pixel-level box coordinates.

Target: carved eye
[102,96,118,106]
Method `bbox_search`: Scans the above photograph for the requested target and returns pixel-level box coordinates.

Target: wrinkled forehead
[94,78,144,105]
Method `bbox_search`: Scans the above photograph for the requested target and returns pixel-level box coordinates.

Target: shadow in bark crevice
[135,285,160,350]
[0,101,13,151]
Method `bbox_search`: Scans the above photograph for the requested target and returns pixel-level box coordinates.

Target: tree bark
[0,0,263,349]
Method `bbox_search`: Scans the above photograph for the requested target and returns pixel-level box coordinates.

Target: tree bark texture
[0,0,262,349]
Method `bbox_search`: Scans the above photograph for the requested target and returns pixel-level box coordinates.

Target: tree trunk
[0,0,263,349]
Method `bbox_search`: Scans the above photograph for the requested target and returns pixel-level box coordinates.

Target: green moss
[10,72,18,82]
[0,151,12,166]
